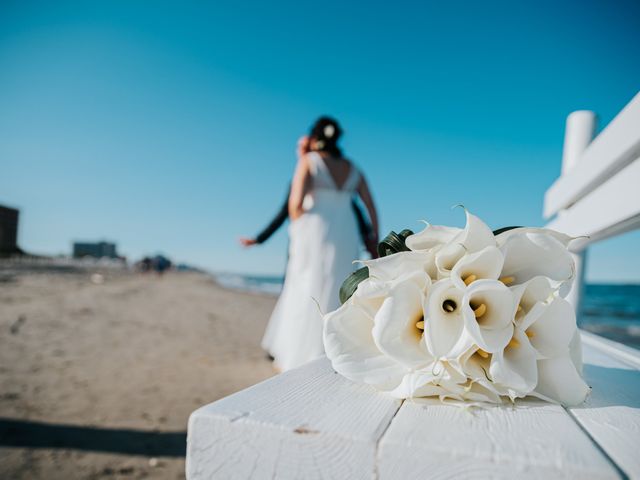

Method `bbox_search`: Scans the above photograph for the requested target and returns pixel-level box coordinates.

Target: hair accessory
[323,124,335,138]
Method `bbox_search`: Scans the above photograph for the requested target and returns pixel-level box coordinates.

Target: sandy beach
[0,268,277,479]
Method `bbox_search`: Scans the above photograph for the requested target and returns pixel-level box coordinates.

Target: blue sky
[1,0,639,282]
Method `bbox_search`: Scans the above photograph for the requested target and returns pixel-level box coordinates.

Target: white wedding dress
[262,152,361,371]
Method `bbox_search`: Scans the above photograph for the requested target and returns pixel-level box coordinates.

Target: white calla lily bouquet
[323,210,590,406]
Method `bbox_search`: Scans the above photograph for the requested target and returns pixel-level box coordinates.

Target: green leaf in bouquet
[492,226,523,236]
[339,228,415,304]
[339,266,370,304]
[377,229,414,258]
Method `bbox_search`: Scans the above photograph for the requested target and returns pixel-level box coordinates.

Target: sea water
[215,273,640,349]
[214,272,284,296]
[581,284,640,348]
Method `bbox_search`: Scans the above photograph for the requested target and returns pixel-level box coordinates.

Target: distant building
[0,205,20,256]
[73,241,118,259]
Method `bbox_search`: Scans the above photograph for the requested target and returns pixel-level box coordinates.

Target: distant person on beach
[254,117,379,371]
[152,255,171,275]
[135,255,171,275]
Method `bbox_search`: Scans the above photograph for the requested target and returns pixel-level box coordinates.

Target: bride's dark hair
[309,116,343,158]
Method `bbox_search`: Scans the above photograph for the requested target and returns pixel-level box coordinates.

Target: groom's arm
[351,200,378,258]
[255,187,291,244]
[351,200,370,243]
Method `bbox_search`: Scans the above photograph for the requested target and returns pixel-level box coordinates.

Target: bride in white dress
[263,117,379,371]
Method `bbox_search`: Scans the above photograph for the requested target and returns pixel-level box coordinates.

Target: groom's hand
[239,237,258,247]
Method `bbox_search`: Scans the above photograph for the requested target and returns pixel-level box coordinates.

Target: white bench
[186,331,640,479]
[544,92,640,310]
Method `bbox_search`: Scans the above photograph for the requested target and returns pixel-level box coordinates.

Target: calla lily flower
[462,280,515,353]
[489,290,579,400]
[325,271,433,397]
[499,231,575,289]
[450,246,504,290]
[457,347,507,400]
[427,352,503,403]
[490,328,538,398]
[389,360,469,399]
[456,380,503,404]
[388,371,448,399]
[495,227,574,249]
[534,355,590,406]
[569,330,584,375]
[405,224,460,251]
[521,297,576,359]
[324,300,407,391]
[434,242,467,279]
[433,211,497,279]
[458,346,492,381]
[355,269,429,299]
[423,279,468,359]
[372,279,432,369]
[451,210,496,253]
[360,250,436,282]
[510,276,554,328]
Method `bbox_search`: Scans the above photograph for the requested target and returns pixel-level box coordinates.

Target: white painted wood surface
[187,357,401,479]
[544,92,640,219]
[560,110,597,176]
[549,108,597,310]
[187,331,640,479]
[542,92,639,332]
[378,398,615,479]
[570,333,640,479]
[546,158,640,246]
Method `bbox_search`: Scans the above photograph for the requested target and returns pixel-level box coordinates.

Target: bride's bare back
[318,153,353,191]
[289,137,379,243]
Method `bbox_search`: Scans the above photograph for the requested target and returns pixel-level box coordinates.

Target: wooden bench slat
[187,333,639,479]
[543,92,640,218]
[569,335,640,479]
[186,357,401,479]
[378,398,617,479]
[544,158,640,246]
